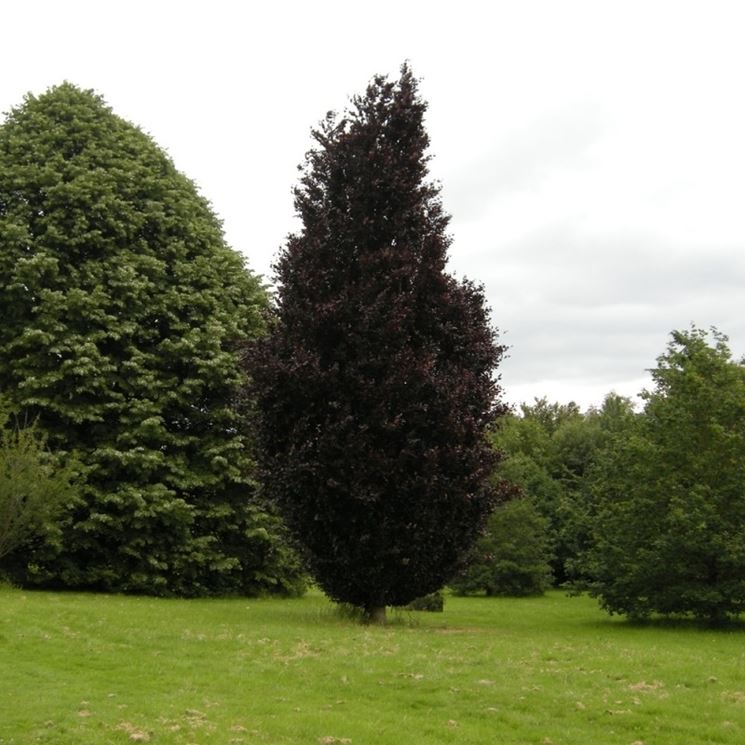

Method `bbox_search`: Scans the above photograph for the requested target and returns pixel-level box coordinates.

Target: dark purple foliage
[250,65,507,612]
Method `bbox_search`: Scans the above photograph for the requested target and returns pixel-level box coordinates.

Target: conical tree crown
[253,66,506,611]
[0,83,303,596]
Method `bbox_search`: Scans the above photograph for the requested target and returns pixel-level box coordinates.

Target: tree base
[365,606,387,624]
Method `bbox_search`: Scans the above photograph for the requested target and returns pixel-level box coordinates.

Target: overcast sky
[2,1,743,410]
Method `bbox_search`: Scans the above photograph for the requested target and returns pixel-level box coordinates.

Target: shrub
[403,591,445,612]
[0,405,76,562]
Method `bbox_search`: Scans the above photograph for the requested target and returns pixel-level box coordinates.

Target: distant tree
[493,403,582,584]
[0,401,76,562]
[557,393,638,582]
[0,83,304,596]
[449,498,553,596]
[590,391,638,435]
[493,393,637,585]
[250,65,507,621]
[582,328,745,622]
[519,397,581,436]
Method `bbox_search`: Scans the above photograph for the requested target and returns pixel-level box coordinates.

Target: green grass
[1,587,744,744]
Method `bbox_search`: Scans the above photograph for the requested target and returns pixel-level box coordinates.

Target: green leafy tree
[582,328,745,622]
[250,65,507,621]
[518,398,581,436]
[0,83,304,596]
[492,394,637,586]
[449,498,553,596]
[493,403,580,584]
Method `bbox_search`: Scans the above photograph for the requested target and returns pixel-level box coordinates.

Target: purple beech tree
[251,65,507,621]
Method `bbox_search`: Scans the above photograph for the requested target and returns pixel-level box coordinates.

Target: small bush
[333,602,369,622]
[0,405,77,562]
[403,591,445,612]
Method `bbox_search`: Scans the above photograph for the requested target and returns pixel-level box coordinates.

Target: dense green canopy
[0,83,303,596]
[583,328,745,621]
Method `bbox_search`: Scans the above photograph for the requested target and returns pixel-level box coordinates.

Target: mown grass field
[1,587,744,744]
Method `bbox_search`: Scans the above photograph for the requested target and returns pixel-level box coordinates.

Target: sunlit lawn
[1,586,744,744]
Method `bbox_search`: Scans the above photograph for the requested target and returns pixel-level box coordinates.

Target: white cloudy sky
[2,0,743,410]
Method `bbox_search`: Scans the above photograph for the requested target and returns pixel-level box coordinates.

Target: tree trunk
[365,605,387,624]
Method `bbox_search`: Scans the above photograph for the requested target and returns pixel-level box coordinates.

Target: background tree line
[454,327,745,623]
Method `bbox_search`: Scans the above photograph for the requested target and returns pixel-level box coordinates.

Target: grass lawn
[1,587,744,744]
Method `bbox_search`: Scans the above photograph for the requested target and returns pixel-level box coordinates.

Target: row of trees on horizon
[459,326,745,624]
[0,69,743,624]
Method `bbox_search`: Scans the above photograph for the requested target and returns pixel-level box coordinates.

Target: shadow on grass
[319,603,434,628]
[583,613,745,634]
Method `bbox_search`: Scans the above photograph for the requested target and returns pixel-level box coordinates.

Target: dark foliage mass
[0,84,305,596]
[250,65,507,614]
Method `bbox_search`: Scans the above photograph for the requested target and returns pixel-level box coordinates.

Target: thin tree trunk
[365,605,387,624]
